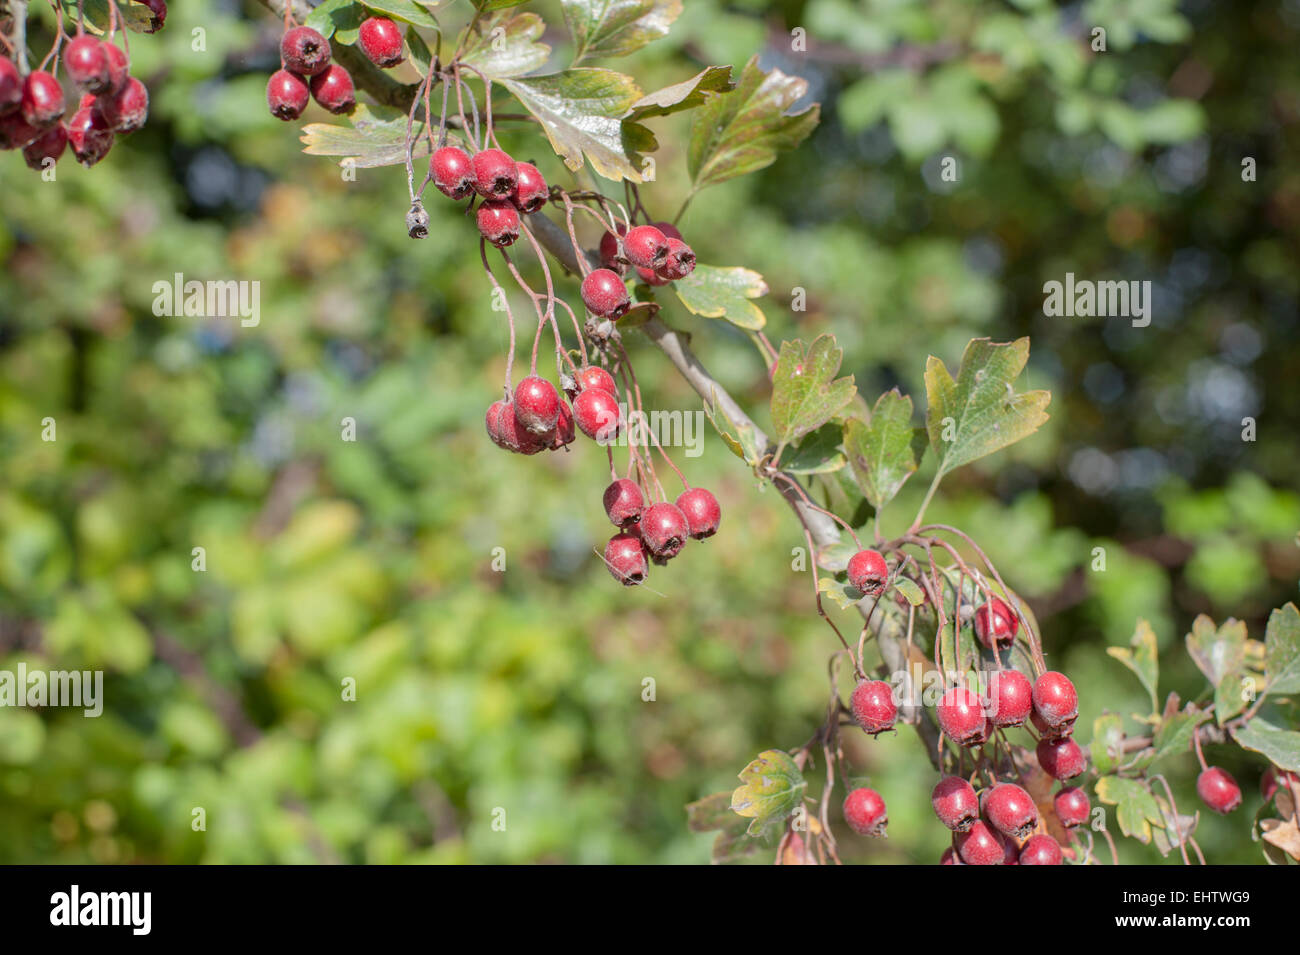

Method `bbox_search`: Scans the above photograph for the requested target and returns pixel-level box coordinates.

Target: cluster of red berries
[1,17,157,171]
[429,143,549,247]
[594,221,696,292]
[266,22,369,122]
[933,777,1072,865]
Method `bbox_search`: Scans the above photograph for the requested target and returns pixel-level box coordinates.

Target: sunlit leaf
[730,749,806,835]
[1096,775,1163,844]
[625,65,735,121]
[1107,619,1160,714]
[672,264,767,330]
[1265,602,1300,695]
[1234,721,1300,773]
[461,10,551,79]
[770,336,857,446]
[563,0,682,65]
[843,389,922,510]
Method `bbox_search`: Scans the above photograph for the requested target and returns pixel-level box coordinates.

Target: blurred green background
[1,0,1297,864]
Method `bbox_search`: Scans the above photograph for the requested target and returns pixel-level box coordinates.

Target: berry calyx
[1030,708,1073,739]
[580,268,630,319]
[850,679,898,735]
[512,376,561,435]
[95,77,149,134]
[310,64,355,114]
[575,366,617,397]
[603,479,645,528]
[476,199,520,247]
[675,487,721,540]
[0,58,21,115]
[843,787,887,837]
[953,820,1005,865]
[65,36,112,94]
[511,161,548,213]
[281,26,332,77]
[21,71,66,128]
[988,669,1033,727]
[430,146,474,200]
[1054,786,1090,828]
[22,124,67,170]
[267,70,310,121]
[657,238,696,280]
[573,386,621,443]
[1196,767,1242,815]
[1032,671,1078,735]
[936,687,988,746]
[847,549,888,595]
[622,224,669,269]
[974,596,1019,649]
[1018,834,1063,865]
[983,782,1038,840]
[931,776,979,832]
[639,502,689,562]
[66,106,114,166]
[604,532,648,586]
[471,147,517,198]
[358,17,405,69]
[1036,736,1087,780]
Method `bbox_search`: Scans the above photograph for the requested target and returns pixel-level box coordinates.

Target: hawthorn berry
[66,37,112,94]
[1032,671,1078,735]
[931,776,979,832]
[657,238,696,280]
[310,64,355,114]
[1196,767,1242,815]
[940,847,962,865]
[267,70,310,121]
[843,787,887,837]
[937,687,988,746]
[547,400,575,450]
[1036,736,1087,780]
[471,147,517,198]
[850,679,898,735]
[137,0,167,32]
[623,224,669,270]
[95,78,149,134]
[599,223,628,271]
[512,376,561,435]
[953,820,1005,865]
[639,502,689,562]
[604,532,648,586]
[580,268,630,319]
[847,549,888,595]
[358,17,405,69]
[1054,786,1090,828]
[573,386,621,443]
[1001,835,1021,865]
[1019,833,1063,865]
[485,400,541,454]
[675,487,721,540]
[603,479,645,528]
[576,365,617,397]
[281,26,332,77]
[983,783,1038,840]
[511,161,548,213]
[988,668,1033,727]
[635,265,670,287]
[103,43,130,94]
[974,596,1019,650]
[485,400,514,451]
[430,145,475,200]
[21,71,65,128]
[476,200,521,247]
[0,58,20,115]
[0,111,40,150]
[22,124,67,170]
[66,106,114,166]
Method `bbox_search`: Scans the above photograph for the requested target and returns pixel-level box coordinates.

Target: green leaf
[782,423,846,475]
[60,0,154,34]
[1184,614,1249,724]
[625,65,735,121]
[1265,602,1300,695]
[1149,710,1202,766]
[461,11,552,79]
[685,791,767,864]
[300,104,429,168]
[672,264,768,330]
[894,577,925,607]
[563,0,682,66]
[730,749,806,835]
[817,575,860,611]
[406,27,434,76]
[843,389,921,511]
[688,55,820,194]
[924,338,1051,478]
[1090,714,1125,776]
[703,391,761,467]
[1096,775,1163,844]
[1233,721,1300,773]
[502,70,656,181]
[364,0,440,28]
[770,336,857,446]
[305,0,362,39]
[1107,619,1160,714]
[815,539,857,574]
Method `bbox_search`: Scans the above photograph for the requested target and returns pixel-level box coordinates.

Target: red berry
[974,596,1019,649]
[940,847,962,865]
[639,502,689,562]
[137,0,167,32]
[22,124,67,170]
[573,387,621,443]
[21,71,65,127]
[635,265,670,287]
[281,26,332,77]
[512,376,560,435]
[0,57,21,115]
[988,669,1033,727]
[1036,736,1087,780]
[476,200,520,247]
[953,820,1005,865]
[604,532,648,586]
[65,37,112,94]
[0,109,42,149]
[937,687,988,746]
[656,238,696,280]
[66,107,114,166]
[675,487,721,540]
[471,147,517,198]
[846,549,888,595]
[358,17,404,69]
[653,221,683,241]
[1054,786,1090,828]
[850,679,898,735]
[580,268,630,319]
[511,161,547,213]
[931,776,979,832]
[1032,671,1078,735]
[547,399,575,450]
[599,223,627,271]
[603,479,644,528]
[1196,767,1242,815]
[1019,833,1063,865]
[430,146,474,200]
[310,64,355,114]
[485,400,542,454]
[623,225,669,269]
[1262,766,1300,801]
[103,43,129,94]
[267,70,310,121]
[576,365,617,397]
[95,77,148,133]
[843,787,887,836]
[983,783,1038,840]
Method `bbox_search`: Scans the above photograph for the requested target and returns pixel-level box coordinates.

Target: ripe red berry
[850,679,898,735]
[846,549,888,595]
[953,820,1005,865]
[640,502,689,562]
[580,268,630,319]
[512,376,560,435]
[137,0,167,32]
[21,71,65,127]
[940,847,962,865]
[656,238,696,280]
[675,487,721,540]
[471,147,517,198]
[937,687,988,746]
[267,70,310,121]
[623,225,669,269]
[22,124,67,170]
[988,669,1033,727]
[358,17,404,69]
[576,365,617,397]
[1036,736,1087,780]
[573,385,621,443]
[511,161,547,213]
[931,776,979,832]
[603,479,644,528]
[0,111,40,150]
[430,145,474,200]
[476,199,520,247]
[604,532,648,586]
[1196,767,1242,815]
[65,36,112,94]
[843,787,887,836]
[599,223,628,272]
[0,57,21,115]
[547,400,575,450]
[103,43,129,94]
[983,783,1038,840]
[1032,671,1078,735]
[310,64,355,114]
[1018,833,1063,865]
[95,77,148,133]
[66,106,114,166]
[635,265,670,287]
[485,400,542,454]
[281,26,332,77]
[1054,786,1090,828]
[653,221,683,240]
[974,596,1019,649]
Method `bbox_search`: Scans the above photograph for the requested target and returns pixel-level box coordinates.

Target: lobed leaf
[563,0,682,66]
[300,105,430,168]
[1107,619,1160,714]
[770,336,857,446]
[781,423,846,475]
[461,11,552,79]
[730,749,807,835]
[625,66,736,121]
[843,389,922,510]
[1184,614,1250,724]
[1264,602,1300,695]
[672,264,768,330]
[1233,721,1300,772]
[1095,775,1163,844]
